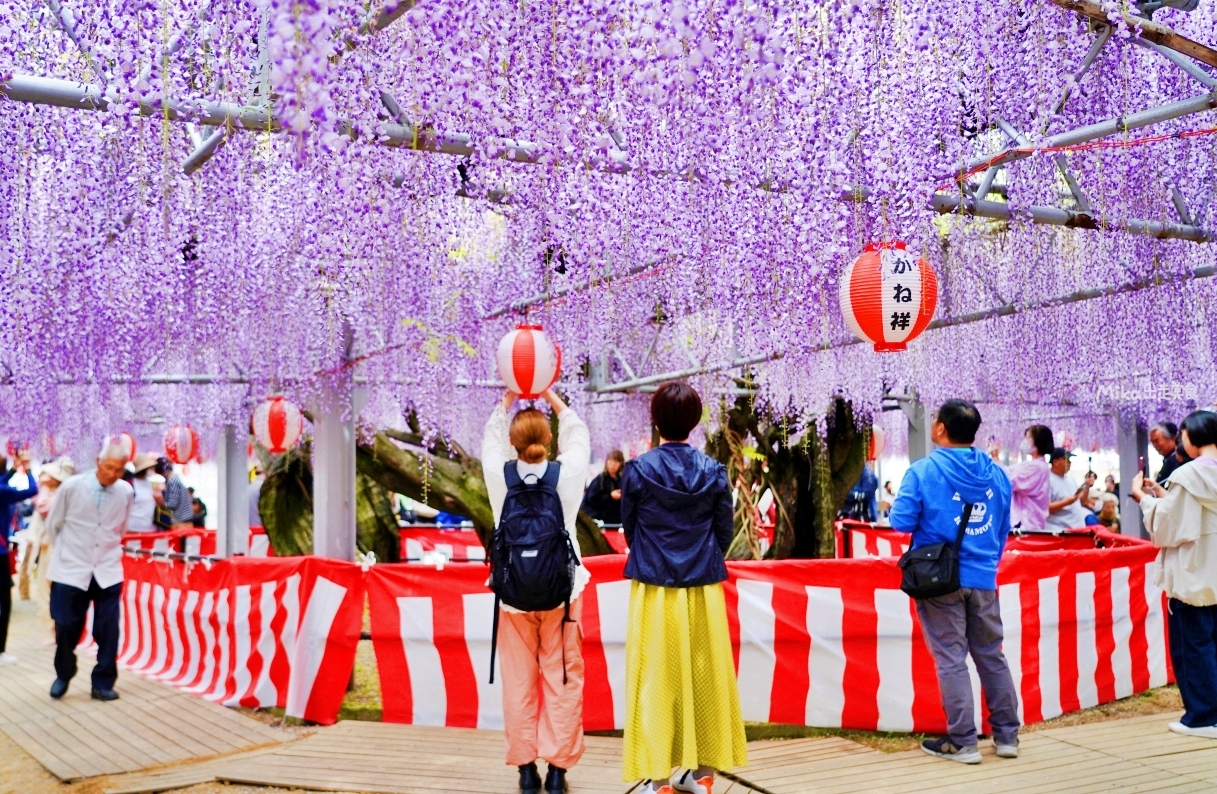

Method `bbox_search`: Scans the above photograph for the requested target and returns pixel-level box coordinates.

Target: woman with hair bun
[482,388,591,794]
[1133,409,1217,740]
[619,381,746,794]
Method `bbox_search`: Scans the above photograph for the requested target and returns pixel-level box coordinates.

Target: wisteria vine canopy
[1,0,1216,453]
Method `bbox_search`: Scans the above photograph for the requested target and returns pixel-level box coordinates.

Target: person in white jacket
[482,388,590,794]
[1133,409,1217,740]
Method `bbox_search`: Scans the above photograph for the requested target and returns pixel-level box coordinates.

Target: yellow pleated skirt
[621,581,748,782]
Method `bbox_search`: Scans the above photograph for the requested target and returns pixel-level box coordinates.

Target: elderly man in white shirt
[45,442,133,701]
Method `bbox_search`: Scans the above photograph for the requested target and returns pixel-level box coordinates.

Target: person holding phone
[1132,410,1217,739]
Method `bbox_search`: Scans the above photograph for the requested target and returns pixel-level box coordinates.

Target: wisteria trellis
[0,0,1215,454]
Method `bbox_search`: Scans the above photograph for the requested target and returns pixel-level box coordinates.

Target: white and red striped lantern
[838,241,938,352]
[163,424,200,465]
[496,324,562,399]
[104,432,137,462]
[868,426,886,461]
[253,396,304,454]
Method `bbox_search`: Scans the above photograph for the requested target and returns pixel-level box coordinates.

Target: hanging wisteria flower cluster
[0,0,1215,452]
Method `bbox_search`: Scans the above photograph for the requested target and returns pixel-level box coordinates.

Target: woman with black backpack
[619,381,747,794]
[482,388,590,794]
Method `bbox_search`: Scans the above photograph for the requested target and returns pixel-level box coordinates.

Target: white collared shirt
[46,471,134,590]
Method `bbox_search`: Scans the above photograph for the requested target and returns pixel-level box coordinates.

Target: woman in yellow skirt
[619,382,747,794]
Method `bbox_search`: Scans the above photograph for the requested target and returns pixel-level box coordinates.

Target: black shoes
[91,687,120,701]
[519,762,542,794]
[544,765,567,793]
[520,762,567,793]
[49,679,69,699]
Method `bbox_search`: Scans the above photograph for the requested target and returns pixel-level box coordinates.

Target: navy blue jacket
[621,443,734,588]
[0,470,38,556]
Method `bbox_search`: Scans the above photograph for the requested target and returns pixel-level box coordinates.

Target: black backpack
[487,461,579,683]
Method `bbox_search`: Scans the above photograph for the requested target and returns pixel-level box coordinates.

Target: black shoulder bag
[897,501,973,599]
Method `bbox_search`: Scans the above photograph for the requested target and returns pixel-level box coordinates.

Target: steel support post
[1116,410,1149,539]
[215,424,250,557]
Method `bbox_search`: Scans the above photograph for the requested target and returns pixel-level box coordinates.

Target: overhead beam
[1133,37,1217,89]
[944,89,1217,182]
[483,260,663,318]
[4,75,1214,244]
[1048,0,1217,70]
[930,193,1212,242]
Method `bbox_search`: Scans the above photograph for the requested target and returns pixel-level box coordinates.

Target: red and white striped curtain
[367,546,1170,733]
[117,556,364,724]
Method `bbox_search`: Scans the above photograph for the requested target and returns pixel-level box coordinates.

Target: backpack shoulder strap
[954,502,974,550]
[504,460,522,487]
[540,461,561,488]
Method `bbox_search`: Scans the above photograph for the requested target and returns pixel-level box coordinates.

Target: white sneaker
[640,780,674,794]
[1168,722,1217,739]
[995,742,1019,758]
[0,653,18,666]
[671,769,715,794]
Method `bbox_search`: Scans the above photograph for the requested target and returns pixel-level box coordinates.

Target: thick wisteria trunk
[708,395,868,560]
[258,440,402,561]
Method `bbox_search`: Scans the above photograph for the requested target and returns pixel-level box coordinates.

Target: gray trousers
[916,588,1021,748]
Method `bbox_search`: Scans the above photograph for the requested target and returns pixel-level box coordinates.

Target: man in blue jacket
[889,399,1020,765]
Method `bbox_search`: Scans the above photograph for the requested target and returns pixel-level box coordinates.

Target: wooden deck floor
[732,713,1217,794]
[0,600,289,782]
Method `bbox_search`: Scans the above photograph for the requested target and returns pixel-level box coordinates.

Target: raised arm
[481,391,517,524]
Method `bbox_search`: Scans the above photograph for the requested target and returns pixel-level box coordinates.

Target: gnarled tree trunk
[259,415,614,558]
[707,394,869,559]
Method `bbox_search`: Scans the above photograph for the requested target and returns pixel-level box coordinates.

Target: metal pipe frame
[1048,0,1217,69]
[930,193,1212,242]
[3,71,1214,243]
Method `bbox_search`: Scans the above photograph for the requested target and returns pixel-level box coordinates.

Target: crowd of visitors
[0,393,1213,790]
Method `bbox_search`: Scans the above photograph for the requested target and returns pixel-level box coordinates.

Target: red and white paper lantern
[868,426,886,461]
[496,324,562,399]
[839,241,938,352]
[253,396,304,454]
[104,432,137,462]
[163,424,200,465]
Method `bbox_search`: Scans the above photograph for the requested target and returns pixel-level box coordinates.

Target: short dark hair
[606,449,625,465]
[651,381,703,441]
[1151,422,1178,439]
[1180,410,1217,449]
[936,399,982,444]
[1027,424,1054,457]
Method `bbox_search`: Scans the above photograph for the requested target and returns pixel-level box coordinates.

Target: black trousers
[0,560,11,654]
[1169,599,1217,728]
[50,578,122,689]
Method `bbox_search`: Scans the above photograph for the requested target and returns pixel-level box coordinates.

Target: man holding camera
[889,400,1020,764]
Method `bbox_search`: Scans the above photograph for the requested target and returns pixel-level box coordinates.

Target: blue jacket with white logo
[889,446,1013,590]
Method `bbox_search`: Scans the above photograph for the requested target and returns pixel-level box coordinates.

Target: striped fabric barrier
[117,555,364,724]
[400,527,487,562]
[367,544,1170,733]
[835,523,912,559]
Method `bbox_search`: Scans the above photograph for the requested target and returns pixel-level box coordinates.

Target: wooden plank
[47,714,141,775]
[103,746,282,794]
[87,705,196,765]
[12,718,112,780]
[0,721,85,782]
[108,698,233,757]
[123,695,265,754]
[56,712,159,772]
[166,692,289,745]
